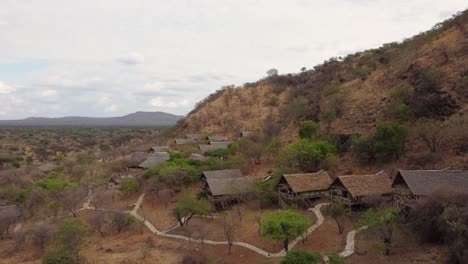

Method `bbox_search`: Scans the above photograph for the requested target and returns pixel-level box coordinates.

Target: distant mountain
[0,111,184,127]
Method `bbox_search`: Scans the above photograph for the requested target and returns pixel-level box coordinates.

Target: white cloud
[149,97,190,108]
[40,89,57,97]
[0,81,16,94]
[117,52,145,65]
[0,1,467,118]
[105,104,118,112]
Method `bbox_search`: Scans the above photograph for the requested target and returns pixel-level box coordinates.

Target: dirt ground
[167,204,317,253]
[138,191,181,230]
[89,185,143,211]
[294,214,352,255]
[347,228,448,264]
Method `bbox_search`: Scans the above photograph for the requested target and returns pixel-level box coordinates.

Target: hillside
[0,111,183,127]
[179,11,468,136]
[175,10,468,173]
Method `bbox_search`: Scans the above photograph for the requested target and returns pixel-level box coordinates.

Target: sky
[0,0,466,119]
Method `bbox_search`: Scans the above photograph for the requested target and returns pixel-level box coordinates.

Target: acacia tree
[30,224,53,254]
[223,213,237,254]
[62,185,88,217]
[413,119,446,153]
[328,203,347,234]
[281,250,322,264]
[278,139,336,171]
[298,121,319,140]
[172,195,212,227]
[261,210,311,252]
[358,207,399,255]
[42,218,87,264]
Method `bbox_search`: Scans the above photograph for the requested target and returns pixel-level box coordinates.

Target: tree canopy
[173,195,212,226]
[261,210,311,251]
[278,139,336,171]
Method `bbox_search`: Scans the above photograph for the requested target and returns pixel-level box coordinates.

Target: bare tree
[23,189,45,219]
[158,189,173,209]
[223,214,237,254]
[30,224,53,254]
[0,205,22,239]
[183,226,195,249]
[193,224,209,249]
[413,119,446,153]
[89,211,109,237]
[110,211,127,234]
[62,185,88,217]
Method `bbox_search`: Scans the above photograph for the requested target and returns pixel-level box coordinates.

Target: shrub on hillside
[409,68,458,118]
[374,124,408,161]
[298,121,319,140]
[277,139,336,171]
[119,179,140,195]
[410,190,468,264]
[281,250,322,264]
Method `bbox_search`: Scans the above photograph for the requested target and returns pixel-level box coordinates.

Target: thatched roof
[207,135,229,142]
[186,134,203,140]
[128,152,148,168]
[149,146,170,152]
[393,170,468,196]
[202,169,243,180]
[206,177,252,196]
[333,172,393,198]
[281,171,332,193]
[38,163,58,173]
[240,131,252,137]
[175,138,195,145]
[199,142,229,153]
[190,153,206,160]
[138,152,170,169]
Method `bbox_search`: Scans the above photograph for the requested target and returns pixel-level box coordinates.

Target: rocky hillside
[177,11,467,140]
[0,111,183,127]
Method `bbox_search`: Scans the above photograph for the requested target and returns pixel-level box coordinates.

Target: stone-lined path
[81,191,366,259]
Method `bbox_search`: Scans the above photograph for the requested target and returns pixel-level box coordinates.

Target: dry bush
[410,189,468,263]
[181,254,207,264]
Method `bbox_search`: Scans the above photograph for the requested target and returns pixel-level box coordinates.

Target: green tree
[261,210,311,252]
[278,139,336,171]
[329,203,347,234]
[357,207,398,256]
[119,179,140,195]
[298,121,319,140]
[413,119,446,153]
[281,250,322,264]
[320,110,337,133]
[173,195,212,226]
[374,124,407,161]
[43,218,87,264]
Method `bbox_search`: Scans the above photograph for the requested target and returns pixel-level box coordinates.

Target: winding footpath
[81,191,366,259]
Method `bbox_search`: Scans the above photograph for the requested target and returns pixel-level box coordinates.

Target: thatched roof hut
[186,134,203,141]
[206,177,252,196]
[128,152,148,168]
[148,146,170,153]
[278,171,333,194]
[207,135,229,142]
[393,170,468,196]
[189,153,206,160]
[198,142,230,153]
[240,131,252,137]
[137,152,170,169]
[277,170,332,207]
[330,171,393,207]
[38,163,58,173]
[202,169,243,180]
[175,138,195,145]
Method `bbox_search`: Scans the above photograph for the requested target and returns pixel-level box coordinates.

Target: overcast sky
[0,0,466,119]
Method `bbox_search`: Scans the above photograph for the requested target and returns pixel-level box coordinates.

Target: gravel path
[81,191,366,259]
